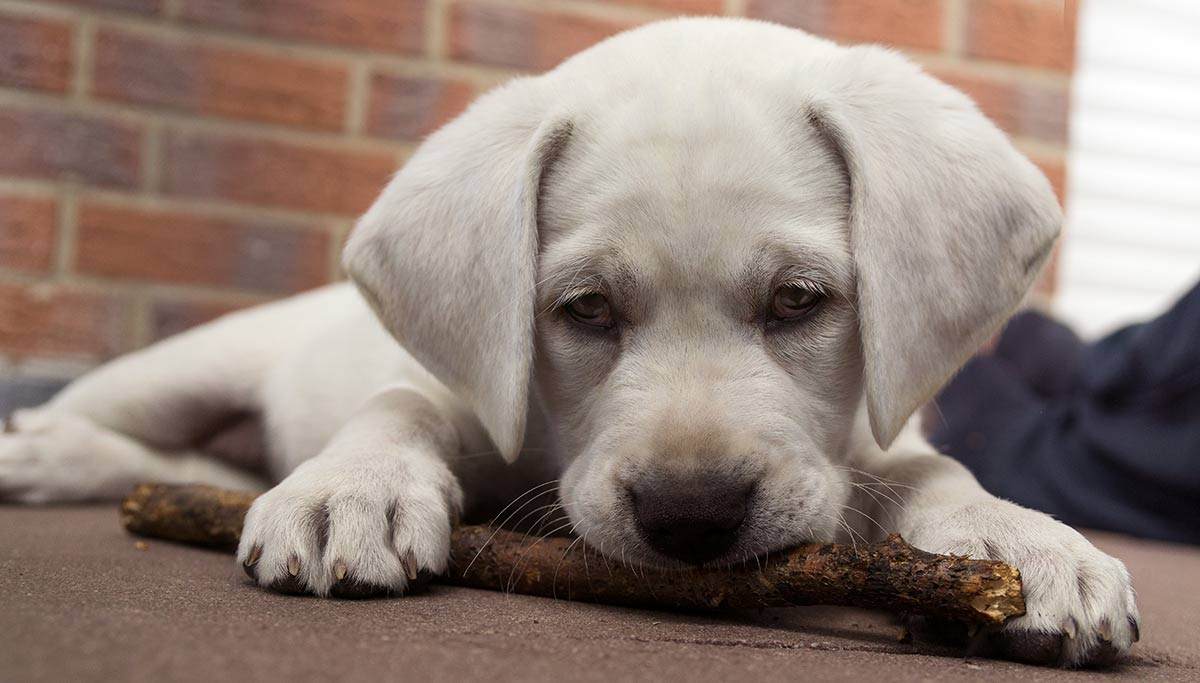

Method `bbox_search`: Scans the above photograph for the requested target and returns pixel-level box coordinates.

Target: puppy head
[344,20,1061,566]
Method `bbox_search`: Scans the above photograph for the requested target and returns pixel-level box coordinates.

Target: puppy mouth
[560,467,840,569]
[563,502,831,571]
[620,507,823,570]
[616,530,808,570]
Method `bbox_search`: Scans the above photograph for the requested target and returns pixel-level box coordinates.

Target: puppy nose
[629,476,752,564]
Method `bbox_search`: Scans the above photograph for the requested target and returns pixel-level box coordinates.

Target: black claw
[1128,616,1141,643]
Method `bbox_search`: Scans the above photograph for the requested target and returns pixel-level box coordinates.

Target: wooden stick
[119,483,1025,626]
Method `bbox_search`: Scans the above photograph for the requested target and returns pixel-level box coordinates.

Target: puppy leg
[0,412,264,503]
[33,303,290,450]
[0,335,264,502]
[237,385,463,597]
[849,423,1139,667]
[1,289,341,501]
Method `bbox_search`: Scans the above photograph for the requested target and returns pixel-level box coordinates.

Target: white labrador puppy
[1,19,1137,666]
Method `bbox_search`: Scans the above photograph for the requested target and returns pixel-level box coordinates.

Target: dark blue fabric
[931,281,1200,545]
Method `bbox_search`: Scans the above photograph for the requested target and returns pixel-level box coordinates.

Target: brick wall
[0,0,1076,381]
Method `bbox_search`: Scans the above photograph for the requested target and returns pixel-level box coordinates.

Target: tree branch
[120,483,1024,626]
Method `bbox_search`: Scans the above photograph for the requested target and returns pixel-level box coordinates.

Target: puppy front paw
[237,452,462,598]
[909,500,1140,667]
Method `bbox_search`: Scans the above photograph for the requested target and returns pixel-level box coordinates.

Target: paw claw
[333,559,348,581]
[400,552,419,581]
[1061,616,1077,640]
[1097,617,1113,642]
[242,545,262,579]
[287,554,300,578]
[1128,617,1141,643]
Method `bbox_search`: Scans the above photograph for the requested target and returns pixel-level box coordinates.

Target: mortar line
[70,16,95,102]
[344,60,371,137]
[53,183,79,279]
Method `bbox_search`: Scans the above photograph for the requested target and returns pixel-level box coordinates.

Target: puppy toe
[321,492,450,600]
[267,556,309,596]
[389,489,454,578]
[236,495,324,595]
[322,497,408,597]
[241,544,263,581]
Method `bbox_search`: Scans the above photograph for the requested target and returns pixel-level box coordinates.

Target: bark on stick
[119,483,1024,626]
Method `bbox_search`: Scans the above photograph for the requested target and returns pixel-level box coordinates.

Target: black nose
[629,475,753,564]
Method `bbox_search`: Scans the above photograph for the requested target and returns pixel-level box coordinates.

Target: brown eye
[770,285,822,321]
[565,292,613,328]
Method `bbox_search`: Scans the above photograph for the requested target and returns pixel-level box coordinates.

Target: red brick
[76,201,332,294]
[749,0,944,51]
[367,73,473,141]
[162,131,396,215]
[932,68,1068,144]
[0,283,131,360]
[0,195,56,274]
[966,0,1075,71]
[93,29,349,131]
[43,0,162,14]
[149,296,255,340]
[179,0,426,54]
[0,107,143,189]
[604,0,722,13]
[746,1,826,39]
[450,2,636,71]
[0,13,73,93]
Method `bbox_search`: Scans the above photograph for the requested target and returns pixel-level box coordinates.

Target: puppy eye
[564,292,614,328]
[770,284,822,322]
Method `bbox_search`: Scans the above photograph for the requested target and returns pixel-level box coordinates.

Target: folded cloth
[931,280,1200,545]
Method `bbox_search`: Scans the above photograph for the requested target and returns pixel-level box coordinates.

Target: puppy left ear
[343,79,570,463]
[809,46,1062,449]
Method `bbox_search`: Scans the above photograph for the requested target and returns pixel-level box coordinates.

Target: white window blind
[1054,0,1200,338]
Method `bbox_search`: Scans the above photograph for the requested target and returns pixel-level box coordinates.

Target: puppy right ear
[805,46,1061,450]
[343,79,570,463]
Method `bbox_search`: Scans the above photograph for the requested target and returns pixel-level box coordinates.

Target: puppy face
[344,20,1062,570]
[533,101,861,565]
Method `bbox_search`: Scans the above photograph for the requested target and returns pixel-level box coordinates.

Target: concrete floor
[2,504,1197,682]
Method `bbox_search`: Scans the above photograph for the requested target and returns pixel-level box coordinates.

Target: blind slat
[1056,0,1200,337]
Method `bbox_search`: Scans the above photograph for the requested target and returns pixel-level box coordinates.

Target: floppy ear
[343,79,569,463]
[809,46,1062,449]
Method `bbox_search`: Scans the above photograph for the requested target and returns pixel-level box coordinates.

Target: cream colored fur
[1,19,1135,667]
